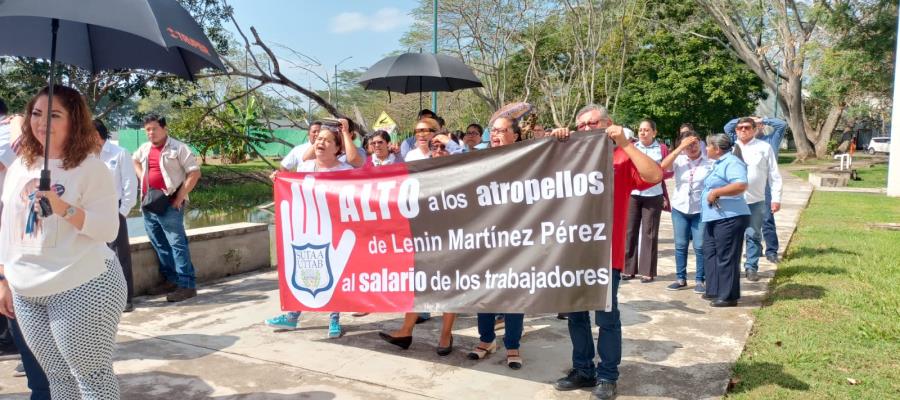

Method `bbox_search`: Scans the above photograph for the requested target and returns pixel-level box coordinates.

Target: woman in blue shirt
[701,134,750,307]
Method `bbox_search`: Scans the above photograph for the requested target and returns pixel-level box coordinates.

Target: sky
[227,0,420,90]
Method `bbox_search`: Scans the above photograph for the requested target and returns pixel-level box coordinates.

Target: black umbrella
[358,53,482,108]
[0,0,225,191]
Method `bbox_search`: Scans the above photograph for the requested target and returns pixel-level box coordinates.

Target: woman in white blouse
[403,118,439,162]
[659,129,715,293]
[265,121,352,338]
[623,119,668,282]
[0,85,124,399]
[365,130,399,167]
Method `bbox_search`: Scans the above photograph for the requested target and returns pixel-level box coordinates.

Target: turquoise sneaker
[327,319,343,339]
[265,314,299,331]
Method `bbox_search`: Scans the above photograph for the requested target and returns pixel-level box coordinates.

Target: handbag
[660,143,672,212]
[141,188,171,214]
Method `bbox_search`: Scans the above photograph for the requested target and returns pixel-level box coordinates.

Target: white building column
[888,9,900,196]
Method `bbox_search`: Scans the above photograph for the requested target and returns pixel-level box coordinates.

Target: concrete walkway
[0,169,813,400]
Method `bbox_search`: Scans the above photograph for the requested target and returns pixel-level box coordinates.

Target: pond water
[126,207,274,237]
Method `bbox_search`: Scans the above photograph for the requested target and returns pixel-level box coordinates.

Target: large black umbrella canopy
[0,0,225,192]
[358,53,482,94]
[0,0,225,80]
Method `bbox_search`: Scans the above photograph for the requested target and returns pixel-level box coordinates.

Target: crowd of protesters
[0,82,786,399]
[265,104,785,399]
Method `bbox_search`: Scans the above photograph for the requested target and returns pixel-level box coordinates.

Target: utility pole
[334,56,353,112]
[432,0,438,113]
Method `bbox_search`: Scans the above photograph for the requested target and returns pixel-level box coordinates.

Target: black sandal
[506,350,523,370]
[467,341,497,360]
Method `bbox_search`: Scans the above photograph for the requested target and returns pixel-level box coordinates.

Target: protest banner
[274,130,614,313]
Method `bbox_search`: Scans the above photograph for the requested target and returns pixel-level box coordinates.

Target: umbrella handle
[39,18,60,192]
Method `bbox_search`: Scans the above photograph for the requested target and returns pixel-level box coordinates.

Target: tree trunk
[808,103,845,158]
[782,77,816,161]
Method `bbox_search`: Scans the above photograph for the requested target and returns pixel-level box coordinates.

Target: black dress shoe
[436,336,453,356]
[745,270,760,282]
[557,313,568,320]
[123,302,134,313]
[701,293,716,300]
[166,288,197,303]
[554,369,598,391]
[621,274,636,281]
[147,281,178,296]
[593,380,617,399]
[378,332,412,350]
[710,299,738,307]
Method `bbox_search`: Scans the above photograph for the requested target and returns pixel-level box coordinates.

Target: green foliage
[807,0,897,126]
[615,4,764,137]
[0,0,232,122]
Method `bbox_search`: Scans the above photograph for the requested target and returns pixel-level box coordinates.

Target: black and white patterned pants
[14,259,127,400]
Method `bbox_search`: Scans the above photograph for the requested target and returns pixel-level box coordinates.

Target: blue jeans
[763,186,779,258]
[744,201,767,272]
[671,209,705,282]
[9,318,50,400]
[567,269,621,382]
[143,204,196,289]
[476,313,524,349]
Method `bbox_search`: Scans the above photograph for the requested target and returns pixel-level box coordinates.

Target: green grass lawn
[778,152,889,189]
[848,164,888,188]
[193,161,274,210]
[729,192,900,399]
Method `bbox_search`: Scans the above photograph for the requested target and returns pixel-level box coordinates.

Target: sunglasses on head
[320,124,341,133]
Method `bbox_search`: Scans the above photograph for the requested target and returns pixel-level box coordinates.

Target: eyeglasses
[735,124,754,131]
[465,130,481,136]
[414,128,436,134]
[431,143,446,150]
[576,119,605,130]
[490,127,511,134]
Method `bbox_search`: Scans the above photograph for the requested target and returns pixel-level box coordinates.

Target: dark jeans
[143,204,196,288]
[704,215,750,301]
[624,195,663,277]
[109,213,134,301]
[763,185,779,258]
[743,202,766,272]
[567,269,621,382]
[8,318,50,400]
[476,313,524,349]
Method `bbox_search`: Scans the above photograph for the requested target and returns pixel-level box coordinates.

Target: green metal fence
[115,128,309,158]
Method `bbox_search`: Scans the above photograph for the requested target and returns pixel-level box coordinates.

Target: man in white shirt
[733,117,783,282]
[95,120,139,312]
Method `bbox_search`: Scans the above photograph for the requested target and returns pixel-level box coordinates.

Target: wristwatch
[63,205,77,219]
